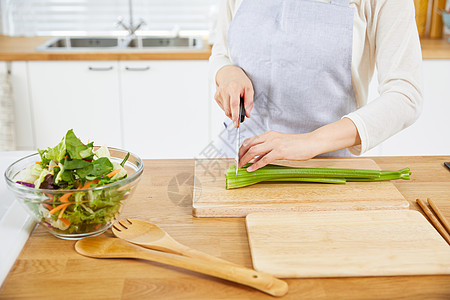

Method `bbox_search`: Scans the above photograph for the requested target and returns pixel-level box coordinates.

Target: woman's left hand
[238,118,362,172]
[238,131,319,172]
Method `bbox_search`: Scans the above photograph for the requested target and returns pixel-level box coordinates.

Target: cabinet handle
[125,66,150,71]
[88,66,114,71]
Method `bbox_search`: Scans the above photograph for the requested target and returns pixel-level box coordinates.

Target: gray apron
[216,0,356,157]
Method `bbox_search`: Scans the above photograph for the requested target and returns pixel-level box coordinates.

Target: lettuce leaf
[45,136,66,162]
[15,164,43,184]
[54,163,64,183]
[65,129,93,159]
[64,159,91,170]
[110,162,127,181]
[94,146,110,159]
[34,168,53,188]
[31,164,44,178]
[37,149,50,166]
[91,157,113,177]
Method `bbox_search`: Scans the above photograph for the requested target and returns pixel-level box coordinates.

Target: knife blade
[235,98,246,179]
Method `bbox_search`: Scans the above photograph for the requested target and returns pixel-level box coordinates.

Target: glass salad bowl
[4,147,144,240]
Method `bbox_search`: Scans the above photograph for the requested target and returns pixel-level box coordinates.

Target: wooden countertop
[1,156,450,299]
[421,38,450,59]
[0,36,212,61]
[0,35,450,61]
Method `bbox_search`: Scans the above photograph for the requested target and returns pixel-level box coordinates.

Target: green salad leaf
[75,165,94,180]
[91,157,114,177]
[37,149,51,167]
[61,169,75,183]
[64,159,91,170]
[45,136,66,162]
[65,129,94,159]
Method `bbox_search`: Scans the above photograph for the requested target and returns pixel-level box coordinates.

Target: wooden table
[1,156,450,299]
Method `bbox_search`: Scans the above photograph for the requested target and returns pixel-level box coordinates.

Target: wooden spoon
[75,236,288,297]
[112,219,237,265]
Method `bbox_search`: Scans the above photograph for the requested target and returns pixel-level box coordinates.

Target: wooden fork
[112,218,239,266]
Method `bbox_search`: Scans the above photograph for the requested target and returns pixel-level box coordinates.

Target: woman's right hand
[214,65,254,128]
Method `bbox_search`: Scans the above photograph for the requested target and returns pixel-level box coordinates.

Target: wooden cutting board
[246,210,450,278]
[192,159,409,217]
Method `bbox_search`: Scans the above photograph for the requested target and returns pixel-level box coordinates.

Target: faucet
[116,0,146,36]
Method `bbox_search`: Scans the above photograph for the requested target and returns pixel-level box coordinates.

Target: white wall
[364,60,450,156]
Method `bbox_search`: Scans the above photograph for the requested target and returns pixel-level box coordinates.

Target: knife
[235,98,246,179]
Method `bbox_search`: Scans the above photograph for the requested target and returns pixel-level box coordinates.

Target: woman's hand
[238,131,318,172]
[239,118,361,171]
[215,65,254,127]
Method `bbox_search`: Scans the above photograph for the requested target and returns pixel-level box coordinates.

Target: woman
[210,0,423,172]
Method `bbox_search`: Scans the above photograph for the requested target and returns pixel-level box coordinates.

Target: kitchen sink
[128,37,203,49]
[37,36,204,51]
[38,37,125,50]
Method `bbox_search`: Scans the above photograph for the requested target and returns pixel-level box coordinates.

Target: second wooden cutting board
[193,158,409,217]
[246,210,450,278]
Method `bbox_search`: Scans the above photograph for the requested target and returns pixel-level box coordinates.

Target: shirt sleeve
[344,0,424,155]
[209,0,235,86]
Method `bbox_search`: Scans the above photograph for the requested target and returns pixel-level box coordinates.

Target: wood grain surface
[1,36,450,61]
[246,210,450,278]
[0,35,211,61]
[75,236,288,297]
[414,0,429,38]
[1,156,450,299]
[193,159,409,217]
[429,0,447,39]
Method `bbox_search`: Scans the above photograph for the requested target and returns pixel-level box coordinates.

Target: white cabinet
[0,62,34,150]
[27,61,123,149]
[24,60,210,158]
[365,60,450,156]
[119,60,209,158]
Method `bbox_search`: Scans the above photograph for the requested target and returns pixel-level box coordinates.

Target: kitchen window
[0,0,218,36]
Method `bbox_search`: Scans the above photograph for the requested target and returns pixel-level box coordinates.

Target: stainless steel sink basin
[128,37,203,49]
[38,37,125,50]
[37,36,204,51]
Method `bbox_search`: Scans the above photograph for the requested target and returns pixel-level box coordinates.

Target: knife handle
[239,97,246,123]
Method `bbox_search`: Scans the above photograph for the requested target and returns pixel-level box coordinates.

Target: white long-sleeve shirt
[209,0,424,155]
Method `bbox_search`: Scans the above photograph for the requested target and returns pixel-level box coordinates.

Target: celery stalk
[225,164,410,189]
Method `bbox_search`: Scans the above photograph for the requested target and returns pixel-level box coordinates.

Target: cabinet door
[120,60,209,158]
[28,61,122,148]
[0,62,35,150]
